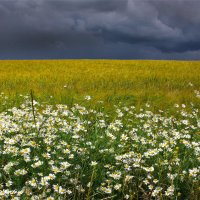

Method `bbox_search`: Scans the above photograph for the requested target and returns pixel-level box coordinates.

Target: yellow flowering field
[0,60,199,109]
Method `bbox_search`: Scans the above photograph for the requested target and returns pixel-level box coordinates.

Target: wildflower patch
[0,95,199,199]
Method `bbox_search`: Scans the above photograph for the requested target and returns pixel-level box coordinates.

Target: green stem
[86,166,96,200]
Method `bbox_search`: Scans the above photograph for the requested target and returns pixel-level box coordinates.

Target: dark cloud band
[0,0,200,59]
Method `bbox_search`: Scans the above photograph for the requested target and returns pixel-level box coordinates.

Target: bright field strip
[0,60,200,109]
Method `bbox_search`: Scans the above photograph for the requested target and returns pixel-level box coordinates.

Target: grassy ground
[0,60,199,199]
[0,95,199,199]
[0,60,199,109]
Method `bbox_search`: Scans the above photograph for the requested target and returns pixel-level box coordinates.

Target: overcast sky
[0,0,200,60]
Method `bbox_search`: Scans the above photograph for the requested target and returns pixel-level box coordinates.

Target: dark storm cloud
[0,0,200,59]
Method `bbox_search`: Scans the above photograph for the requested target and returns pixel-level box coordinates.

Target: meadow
[0,60,200,109]
[0,60,199,199]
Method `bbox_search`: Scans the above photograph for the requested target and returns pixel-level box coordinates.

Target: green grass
[0,60,199,109]
[0,96,199,199]
[0,60,199,199]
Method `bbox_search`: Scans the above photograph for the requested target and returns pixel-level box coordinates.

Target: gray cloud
[0,0,200,59]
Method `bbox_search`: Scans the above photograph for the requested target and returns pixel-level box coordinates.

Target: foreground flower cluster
[0,95,199,199]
